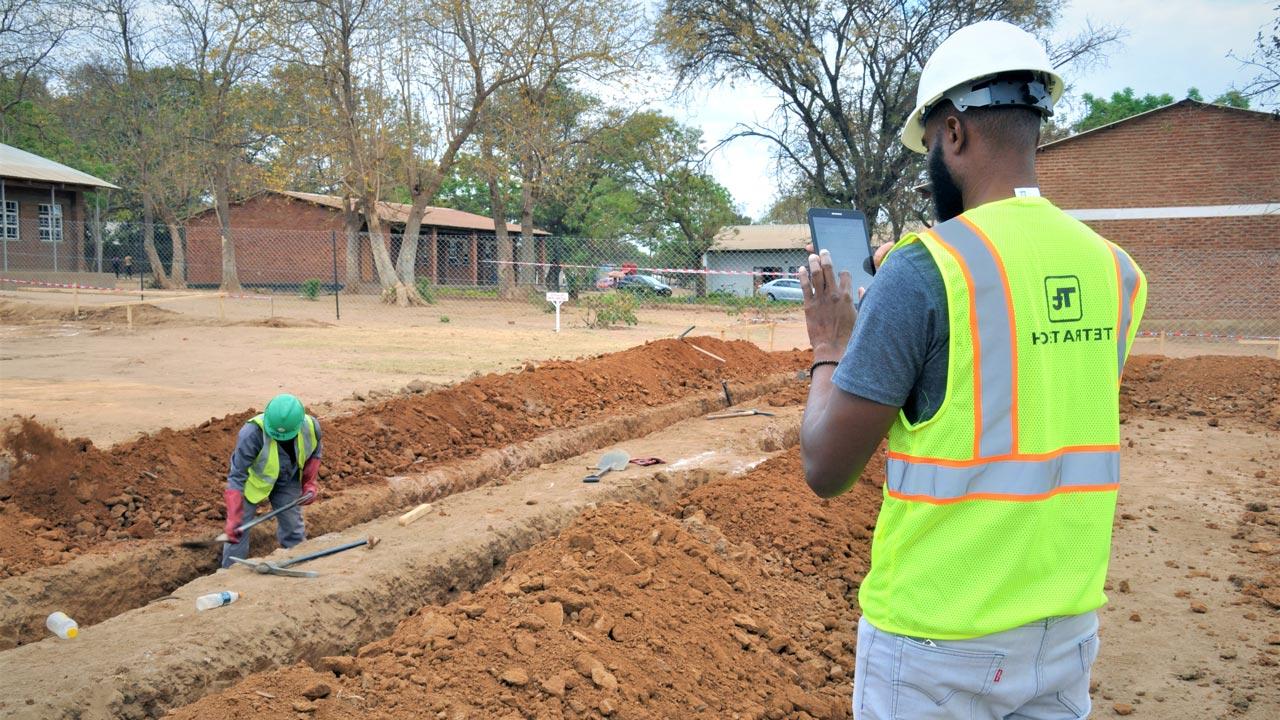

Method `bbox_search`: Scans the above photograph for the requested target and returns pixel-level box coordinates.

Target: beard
[928,141,965,223]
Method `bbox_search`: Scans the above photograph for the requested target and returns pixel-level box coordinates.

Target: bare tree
[659,0,1122,233]
[165,0,271,293]
[1231,5,1280,108]
[0,0,80,120]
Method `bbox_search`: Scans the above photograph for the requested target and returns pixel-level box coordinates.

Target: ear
[943,114,968,156]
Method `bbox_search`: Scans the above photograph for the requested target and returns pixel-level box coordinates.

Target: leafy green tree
[1076,87,1251,132]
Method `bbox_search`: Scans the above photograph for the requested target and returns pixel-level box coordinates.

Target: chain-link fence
[1,217,1276,355]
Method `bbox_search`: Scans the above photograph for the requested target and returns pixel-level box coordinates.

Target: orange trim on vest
[887,482,1120,505]
[959,215,1020,455]
[924,227,983,457]
[886,443,1121,467]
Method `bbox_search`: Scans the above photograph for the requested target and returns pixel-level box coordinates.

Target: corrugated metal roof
[709,224,810,252]
[0,143,119,189]
[279,191,549,235]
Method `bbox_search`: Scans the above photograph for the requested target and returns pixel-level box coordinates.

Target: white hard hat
[901,20,1063,154]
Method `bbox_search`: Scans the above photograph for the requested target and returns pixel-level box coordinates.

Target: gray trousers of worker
[220,479,306,569]
[853,611,1100,719]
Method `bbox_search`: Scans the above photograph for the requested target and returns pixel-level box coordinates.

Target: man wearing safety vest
[798,21,1146,719]
[221,393,323,568]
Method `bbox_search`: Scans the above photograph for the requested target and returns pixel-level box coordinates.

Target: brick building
[185,191,547,289]
[1,143,117,275]
[1036,100,1279,329]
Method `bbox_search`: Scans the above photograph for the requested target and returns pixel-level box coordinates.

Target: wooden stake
[125,304,133,330]
[73,287,79,317]
[270,296,275,319]
[685,342,726,363]
[1158,331,1166,354]
[398,502,434,526]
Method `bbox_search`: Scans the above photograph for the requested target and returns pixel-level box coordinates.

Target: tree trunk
[488,176,517,299]
[342,200,361,294]
[518,182,537,286]
[140,199,173,288]
[212,165,241,292]
[157,208,187,288]
[361,194,422,306]
[395,192,432,288]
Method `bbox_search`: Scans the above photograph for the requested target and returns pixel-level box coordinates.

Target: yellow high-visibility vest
[859,196,1147,639]
[244,414,319,504]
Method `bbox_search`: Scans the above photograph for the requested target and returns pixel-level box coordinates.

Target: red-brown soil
[170,448,885,720]
[0,338,805,577]
[1122,355,1280,427]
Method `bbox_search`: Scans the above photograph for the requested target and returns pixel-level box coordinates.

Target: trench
[0,373,799,650]
[0,395,806,720]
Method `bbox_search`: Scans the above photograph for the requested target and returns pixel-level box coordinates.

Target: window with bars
[38,203,63,243]
[0,201,16,241]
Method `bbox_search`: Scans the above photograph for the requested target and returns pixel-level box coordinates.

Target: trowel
[584,449,630,483]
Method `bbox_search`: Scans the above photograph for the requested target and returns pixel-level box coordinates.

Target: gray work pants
[220,479,306,569]
[853,611,1100,719]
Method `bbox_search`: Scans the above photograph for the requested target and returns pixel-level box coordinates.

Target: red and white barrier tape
[483,259,797,278]
[0,277,138,293]
[0,277,273,300]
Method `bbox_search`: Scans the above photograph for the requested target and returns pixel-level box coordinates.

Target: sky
[658,0,1275,221]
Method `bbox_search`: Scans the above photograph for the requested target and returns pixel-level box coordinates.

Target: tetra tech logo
[1044,275,1082,323]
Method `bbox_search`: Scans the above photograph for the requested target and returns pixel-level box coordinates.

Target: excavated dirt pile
[0,338,804,577]
[1122,355,1280,428]
[170,449,886,720]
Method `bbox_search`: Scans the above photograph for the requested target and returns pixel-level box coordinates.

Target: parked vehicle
[615,274,673,297]
[757,278,803,302]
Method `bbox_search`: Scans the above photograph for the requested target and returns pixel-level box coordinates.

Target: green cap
[263,394,305,440]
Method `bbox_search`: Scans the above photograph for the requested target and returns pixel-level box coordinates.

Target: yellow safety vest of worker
[243,414,319,504]
[858,195,1147,640]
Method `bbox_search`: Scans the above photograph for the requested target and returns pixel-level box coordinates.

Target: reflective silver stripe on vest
[929,218,1016,456]
[887,450,1119,501]
[1111,246,1140,378]
[249,415,271,476]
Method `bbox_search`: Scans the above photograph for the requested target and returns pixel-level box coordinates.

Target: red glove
[301,457,320,505]
[223,489,245,543]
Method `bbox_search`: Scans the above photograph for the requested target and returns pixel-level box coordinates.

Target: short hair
[924,100,1043,152]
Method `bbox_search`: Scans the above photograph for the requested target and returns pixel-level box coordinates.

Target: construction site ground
[0,291,1277,719]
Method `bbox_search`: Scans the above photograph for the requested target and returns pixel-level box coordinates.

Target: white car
[757,278,803,302]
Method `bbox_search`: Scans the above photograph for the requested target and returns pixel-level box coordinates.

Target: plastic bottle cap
[65,627,78,639]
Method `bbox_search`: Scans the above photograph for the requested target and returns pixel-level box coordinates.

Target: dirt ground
[2,288,1273,446]
[0,289,809,445]
[2,287,1278,718]
[164,356,1280,720]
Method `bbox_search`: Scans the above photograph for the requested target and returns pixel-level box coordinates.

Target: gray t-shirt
[831,241,949,423]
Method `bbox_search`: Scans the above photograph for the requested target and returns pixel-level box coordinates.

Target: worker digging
[799,21,1147,719]
[220,393,324,569]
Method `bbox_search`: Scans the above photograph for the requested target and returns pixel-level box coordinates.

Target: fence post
[139,271,144,302]
[331,230,340,321]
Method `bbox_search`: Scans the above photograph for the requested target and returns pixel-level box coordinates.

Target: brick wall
[1038,102,1280,208]
[1,184,87,272]
[186,194,346,286]
[1036,102,1280,332]
[1089,216,1278,325]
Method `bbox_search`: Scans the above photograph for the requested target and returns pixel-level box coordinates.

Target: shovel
[584,449,630,483]
[179,491,315,548]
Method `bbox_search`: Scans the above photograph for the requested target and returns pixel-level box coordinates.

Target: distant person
[797,21,1147,719]
[123,255,133,279]
[111,256,121,278]
[221,394,323,569]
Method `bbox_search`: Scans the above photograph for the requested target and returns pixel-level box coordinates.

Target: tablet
[806,208,874,303]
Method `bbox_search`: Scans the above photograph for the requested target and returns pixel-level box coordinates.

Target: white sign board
[545,291,569,332]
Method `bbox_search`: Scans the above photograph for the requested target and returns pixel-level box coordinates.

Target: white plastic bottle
[195,591,240,611]
[46,611,79,639]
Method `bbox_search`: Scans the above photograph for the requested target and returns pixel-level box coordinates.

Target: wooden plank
[397,502,433,527]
